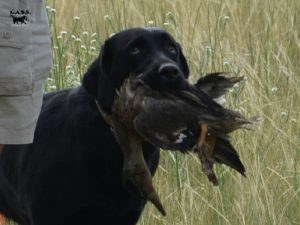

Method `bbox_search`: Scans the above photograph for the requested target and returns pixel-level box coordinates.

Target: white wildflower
[271,87,278,92]
[75,38,81,42]
[91,32,97,37]
[224,15,230,21]
[163,22,170,26]
[148,20,154,25]
[91,39,97,44]
[166,12,172,17]
[50,85,57,90]
[90,46,97,51]
[73,16,80,20]
[281,112,288,117]
[82,31,89,36]
[60,31,67,35]
[223,61,230,66]
[205,46,212,54]
[50,8,56,13]
[67,70,75,76]
[66,65,72,70]
[104,15,111,21]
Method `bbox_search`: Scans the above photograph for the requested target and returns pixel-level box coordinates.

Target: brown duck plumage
[99,73,259,215]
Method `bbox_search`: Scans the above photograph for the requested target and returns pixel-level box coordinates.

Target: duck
[98,72,259,215]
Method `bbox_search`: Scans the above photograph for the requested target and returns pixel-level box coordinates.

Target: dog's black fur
[0,28,189,225]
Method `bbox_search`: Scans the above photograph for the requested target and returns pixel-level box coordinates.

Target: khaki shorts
[0,1,52,144]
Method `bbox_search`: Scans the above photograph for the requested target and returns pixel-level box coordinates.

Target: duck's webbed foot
[196,123,218,186]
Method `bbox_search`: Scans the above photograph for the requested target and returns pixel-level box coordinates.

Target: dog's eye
[168,45,177,55]
[129,47,140,55]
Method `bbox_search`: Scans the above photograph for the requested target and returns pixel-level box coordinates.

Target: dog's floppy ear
[177,42,189,78]
[81,56,101,98]
[82,39,115,113]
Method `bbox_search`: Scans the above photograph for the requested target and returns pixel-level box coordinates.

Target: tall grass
[7,0,300,224]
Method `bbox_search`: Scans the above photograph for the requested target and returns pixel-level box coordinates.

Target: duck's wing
[178,85,257,133]
[176,85,226,120]
[195,73,244,100]
[133,97,198,152]
[133,96,246,175]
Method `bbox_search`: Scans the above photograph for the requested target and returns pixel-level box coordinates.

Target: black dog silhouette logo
[10,10,31,24]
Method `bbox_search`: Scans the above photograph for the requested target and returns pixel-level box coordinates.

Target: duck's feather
[133,97,198,152]
[110,74,254,182]
[195,73,244,99]
[213,138,246,176]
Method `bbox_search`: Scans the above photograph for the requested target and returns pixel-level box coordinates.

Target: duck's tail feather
[219,109,263,133]
[213,138,246,176]
[240,116,264,131]
[195,73,244,100]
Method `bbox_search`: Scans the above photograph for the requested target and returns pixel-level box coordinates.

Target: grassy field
[6,0,300,224]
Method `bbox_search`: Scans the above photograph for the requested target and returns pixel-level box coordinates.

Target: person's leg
[0,1,52,147]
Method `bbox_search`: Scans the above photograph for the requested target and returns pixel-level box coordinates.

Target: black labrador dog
[0,28,189,225]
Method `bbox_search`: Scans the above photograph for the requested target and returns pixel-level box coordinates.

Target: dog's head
[82,27,189,112]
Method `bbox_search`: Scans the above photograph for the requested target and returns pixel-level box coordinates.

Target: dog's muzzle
[137,61,186,91]
[158,63,182,82]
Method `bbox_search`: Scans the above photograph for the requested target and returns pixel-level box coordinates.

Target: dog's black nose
[158,63,181,81]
